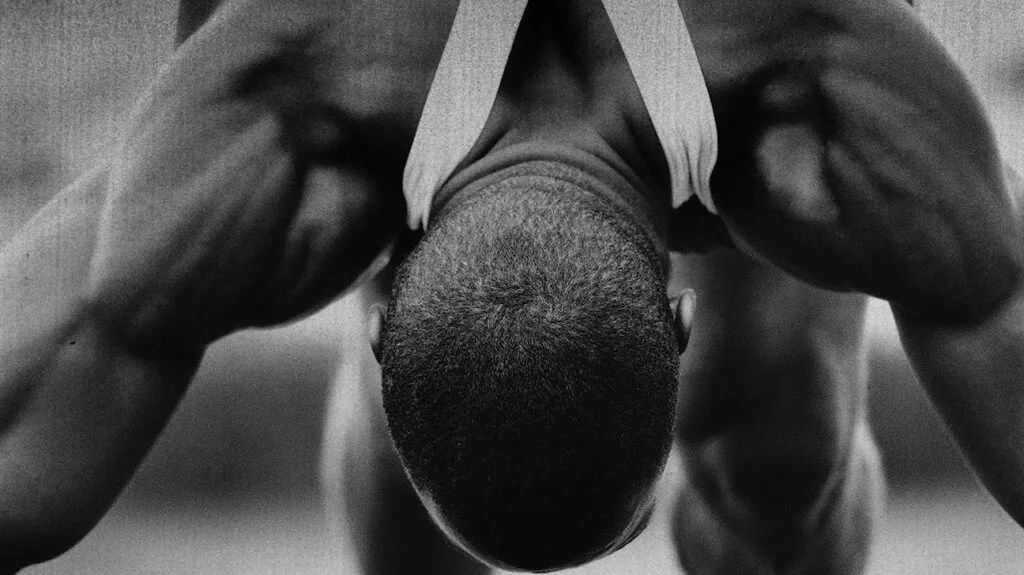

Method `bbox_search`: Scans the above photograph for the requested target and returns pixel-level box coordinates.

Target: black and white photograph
[1,1,1023,573]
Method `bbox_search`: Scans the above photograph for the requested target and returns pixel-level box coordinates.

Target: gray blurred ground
[2,2,1023,573]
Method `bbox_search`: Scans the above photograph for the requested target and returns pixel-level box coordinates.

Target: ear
[367,303,387,365]
[670,289,696,354]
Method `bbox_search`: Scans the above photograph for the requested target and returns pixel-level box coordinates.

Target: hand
[86,9,407,357]
[702,1,1024,324]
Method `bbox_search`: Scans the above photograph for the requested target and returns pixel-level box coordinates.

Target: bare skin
[670,252,882,574]
[1,0,1023,573]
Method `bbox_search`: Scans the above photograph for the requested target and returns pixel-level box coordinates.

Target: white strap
[402,0,529,229]
[402,0,718,229]
[602,0,718,213]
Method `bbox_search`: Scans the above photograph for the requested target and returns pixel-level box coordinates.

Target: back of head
[381,166,679,571]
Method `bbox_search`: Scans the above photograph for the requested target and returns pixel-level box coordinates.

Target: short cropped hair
[381,167,679,571]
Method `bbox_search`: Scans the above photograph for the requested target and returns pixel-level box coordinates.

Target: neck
[432,139,671,272]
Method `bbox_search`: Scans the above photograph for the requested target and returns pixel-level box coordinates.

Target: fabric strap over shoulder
[403,0,718,230]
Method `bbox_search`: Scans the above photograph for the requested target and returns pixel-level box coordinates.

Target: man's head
[379,165,684,571]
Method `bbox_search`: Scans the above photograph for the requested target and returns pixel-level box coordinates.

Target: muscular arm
[0,0,411,568]
[0,170,202,570]
[690,0,1024,529]
[895,170,1024,528]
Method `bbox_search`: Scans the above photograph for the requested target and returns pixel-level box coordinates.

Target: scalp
[381,171,679,569]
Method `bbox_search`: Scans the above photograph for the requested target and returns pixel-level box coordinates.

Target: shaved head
[381,163,680,571]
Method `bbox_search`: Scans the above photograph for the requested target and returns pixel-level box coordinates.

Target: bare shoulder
[162,0,460,138]
[681,0,930,92]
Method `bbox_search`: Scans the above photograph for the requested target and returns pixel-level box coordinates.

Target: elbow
[0,483,105,572]
[0,512,94,572]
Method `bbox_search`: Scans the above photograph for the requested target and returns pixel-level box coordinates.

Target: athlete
[1,1,1022,574]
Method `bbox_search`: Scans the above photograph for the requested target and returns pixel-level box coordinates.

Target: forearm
[0,324,200,571]
[895,290,1024,529]
[0,169,201,569]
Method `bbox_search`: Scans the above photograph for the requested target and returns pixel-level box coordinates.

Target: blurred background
[1,1,1022,573]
